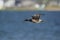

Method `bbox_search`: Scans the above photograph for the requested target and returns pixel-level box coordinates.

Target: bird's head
[34,14,40,17]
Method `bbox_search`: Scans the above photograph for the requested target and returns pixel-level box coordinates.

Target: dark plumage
[32,14,40,20]
[24,14,43,23]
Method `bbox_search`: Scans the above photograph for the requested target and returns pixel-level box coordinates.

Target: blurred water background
[0,10,60,40]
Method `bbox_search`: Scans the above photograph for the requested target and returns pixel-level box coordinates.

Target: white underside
[32,19,42,23]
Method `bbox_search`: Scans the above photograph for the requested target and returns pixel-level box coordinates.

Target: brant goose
[24,14,43,23]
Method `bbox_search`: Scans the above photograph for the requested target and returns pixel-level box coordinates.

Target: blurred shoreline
[1,7,60,11]
[0,0,60,11]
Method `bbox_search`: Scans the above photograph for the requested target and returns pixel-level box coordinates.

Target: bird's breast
[32,19,42,23]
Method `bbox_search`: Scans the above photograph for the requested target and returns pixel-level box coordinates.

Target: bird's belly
[32,19,42,23]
